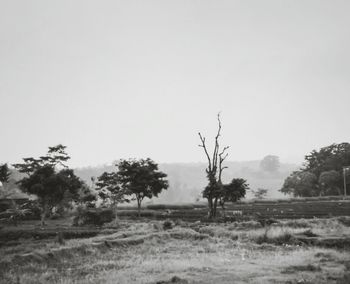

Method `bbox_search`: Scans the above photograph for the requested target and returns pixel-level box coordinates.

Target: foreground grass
[1,217,350,284]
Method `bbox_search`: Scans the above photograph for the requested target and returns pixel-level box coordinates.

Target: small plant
[301,229,318,237]
[163,220,174,230]
[255,227,296,246]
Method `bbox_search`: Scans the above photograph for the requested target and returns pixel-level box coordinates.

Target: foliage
[219,178,248,210]
[13,144,69,175]
[77,184,97,208]
[0,200,31,225]
[281,142,350,197]
[280,171,318,197]
[260,155,280,172]
[304,143,350,177]
[95,171,130,208]
[0,163,11,185]
[14,145,85,225]
[72,208,116,226]
[319,170,343,195]
[253,188,268,199]
[116,158,168,216]
[163,220,175,230]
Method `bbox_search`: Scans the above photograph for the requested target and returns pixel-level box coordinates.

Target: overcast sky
[1,0,349,167]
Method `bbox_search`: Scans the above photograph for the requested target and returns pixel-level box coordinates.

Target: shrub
[301,229,318,237]
[163,220,175,230]
[255,228,296,246]
[337,216,350,227]
[282,219,311,229]
[73,208,115,226]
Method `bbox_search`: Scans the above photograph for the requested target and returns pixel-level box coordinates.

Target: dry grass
[0,218,350,283]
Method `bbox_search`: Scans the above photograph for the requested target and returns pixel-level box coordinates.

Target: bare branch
[218,145,229,183]
[219,146,230,157]
[198,132,212,172]
[212,113,222,169]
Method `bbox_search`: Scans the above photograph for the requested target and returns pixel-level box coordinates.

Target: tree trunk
[137,198,141,217]
[213,198,218,218]
[221,202,226,218]
[40,203,48,227]
[207,197,213,218]
[112,201,118,220]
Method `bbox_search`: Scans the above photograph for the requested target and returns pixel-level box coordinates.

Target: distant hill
[74,161,299,204]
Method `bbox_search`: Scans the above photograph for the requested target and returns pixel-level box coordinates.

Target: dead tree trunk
[198,113,229,219]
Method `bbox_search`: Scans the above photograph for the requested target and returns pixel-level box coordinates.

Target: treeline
[0,145,169,225]
[280,143,350,197]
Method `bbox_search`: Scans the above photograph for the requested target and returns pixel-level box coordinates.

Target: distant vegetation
[12,145,93,226]
[260,155,280,173]
[3,141,349,224]
[280,143,350,197]
[74,161,297,203]
[96,158,168,216]
[1,145,168,225]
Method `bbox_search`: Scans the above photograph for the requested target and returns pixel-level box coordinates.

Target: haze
[1,0,349,167]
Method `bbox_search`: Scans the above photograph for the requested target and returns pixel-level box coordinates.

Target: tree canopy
[14,145,85,225]
[116,158,168,216]
[13,144,70,175]
[281,143,350,197]
[95,171,130,209]
[0,163,11,185]
[219,178,248,209]
[260,155,280,172]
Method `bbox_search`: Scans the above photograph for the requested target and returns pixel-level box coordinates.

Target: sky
[0,0,349,167]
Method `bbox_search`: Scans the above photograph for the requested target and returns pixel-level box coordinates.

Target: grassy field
[1,217,350,284]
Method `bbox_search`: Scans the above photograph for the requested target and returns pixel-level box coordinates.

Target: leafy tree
[14,145,85,225]
[219,178,248,216]
[0,163,11,185]
[13,144,69,175]
[280,171,318,197]
[0,163,11,196]
[304,143,350,177]
[95,171,130,211]
[281,143,350,197]
[18,165,84,225]
[253,188,268,199]
[260,155,280,173]
[40,144,70,168]
[198,113,229,218]
[318,170,343,196]
[116,158,168,216]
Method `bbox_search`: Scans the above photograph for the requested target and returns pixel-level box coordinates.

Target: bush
[337,216,350,227]
[73,208,116,226]
[163,220,175,230]
[255,228,296,246]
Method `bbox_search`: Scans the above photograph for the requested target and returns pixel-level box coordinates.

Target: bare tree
[198,113,229,218]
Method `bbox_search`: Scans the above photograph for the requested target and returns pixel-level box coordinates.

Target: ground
[0,217,350,284]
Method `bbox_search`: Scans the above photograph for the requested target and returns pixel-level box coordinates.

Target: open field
[116,198,350,221]
[1,216,350,284]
